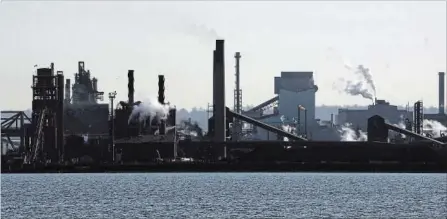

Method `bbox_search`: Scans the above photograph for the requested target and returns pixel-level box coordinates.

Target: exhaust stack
[128,70,134,105]
[439,72,445,114]
[213,40,226,157]
[65,79,71,104]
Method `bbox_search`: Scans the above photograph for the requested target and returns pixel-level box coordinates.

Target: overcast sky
[0,1,445,110]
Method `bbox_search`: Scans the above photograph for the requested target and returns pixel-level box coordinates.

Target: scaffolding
[414,101,424,134]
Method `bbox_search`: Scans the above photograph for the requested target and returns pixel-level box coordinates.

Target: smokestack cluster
[128,70,134,105]
[213,40,226,156]
[439,72,445,114]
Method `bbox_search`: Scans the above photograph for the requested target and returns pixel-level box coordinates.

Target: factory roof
[280,71,313,78]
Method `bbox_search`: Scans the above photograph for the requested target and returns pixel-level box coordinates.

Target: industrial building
[336,72,447,137]
[336,99,413,131]
[241,71,341,141]
[1,40,446,173]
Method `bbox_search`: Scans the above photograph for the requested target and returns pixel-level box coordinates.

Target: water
[1,173,446,218]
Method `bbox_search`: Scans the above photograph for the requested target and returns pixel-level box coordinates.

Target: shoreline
[2,162,446,174]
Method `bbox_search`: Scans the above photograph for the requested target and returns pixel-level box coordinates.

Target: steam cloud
[423,119,447,137]
[335,64,377,102]
[356,65,377,96]
[128,97,170,125]
[344,80,374,100]
[338,123,367,141]
[280,115,296,141]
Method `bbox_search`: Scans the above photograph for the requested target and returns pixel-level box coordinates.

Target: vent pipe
[439,72,445,114]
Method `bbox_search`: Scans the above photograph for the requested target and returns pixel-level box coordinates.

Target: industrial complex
[1,39,447,173]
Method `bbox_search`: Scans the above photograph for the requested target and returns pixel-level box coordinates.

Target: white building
[250,71,321,140]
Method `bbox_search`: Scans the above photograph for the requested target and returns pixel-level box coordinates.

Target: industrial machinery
[24,64,64,164]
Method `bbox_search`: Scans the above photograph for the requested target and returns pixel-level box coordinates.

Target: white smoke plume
[335,64,377,102]
[282,124,296,134]
[189,131,198,137]
[344,80,374,100]
[356,65,377,98]
[390,122,407,139]
[183,24,221,43]
[279,115,296,141]
[338,123,367,141]
[390,115,407,138]
[423,119,447,137]
[128,97,170,125]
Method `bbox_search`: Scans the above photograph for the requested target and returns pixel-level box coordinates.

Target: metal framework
[1,111,31,155]
[244,96,279,115]
[233,52,243,141]
[71,61,104,104]
[24,64,65,164]
[414,101,424,134]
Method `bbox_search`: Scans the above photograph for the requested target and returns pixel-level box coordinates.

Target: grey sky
[0,1,445,110]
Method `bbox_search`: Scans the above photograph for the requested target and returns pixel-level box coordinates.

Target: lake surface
[1,173,446,218]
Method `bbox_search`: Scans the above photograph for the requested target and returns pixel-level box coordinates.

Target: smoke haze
[183,23,221,43]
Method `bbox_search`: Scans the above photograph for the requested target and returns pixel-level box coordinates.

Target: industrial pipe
[439,72,445,114]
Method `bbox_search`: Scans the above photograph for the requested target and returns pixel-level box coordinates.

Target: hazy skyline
[0,1,445,110]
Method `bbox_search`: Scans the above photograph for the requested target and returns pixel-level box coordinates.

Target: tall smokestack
[233,52,242,141]
[213,50,217,112]
[56,72,64,161]
[50,63,54,75]
[65,79,71,104]
[92,77,98,103]
[439,72,445,114]
[214,40,226,158]
[158,75,165,104]
[158,74,166,135]
[92,77,98,92]
[128,70,134,105]
[235,52,241,114]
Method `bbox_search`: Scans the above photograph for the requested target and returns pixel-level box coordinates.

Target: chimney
[78,61,84,74]
[50,63,54,75]
[158,75,165,104]
[65,79,71,104]
[128,70,134,105]
[214,39,226,158]
[92,77,98,92]
[439,72,445,114]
